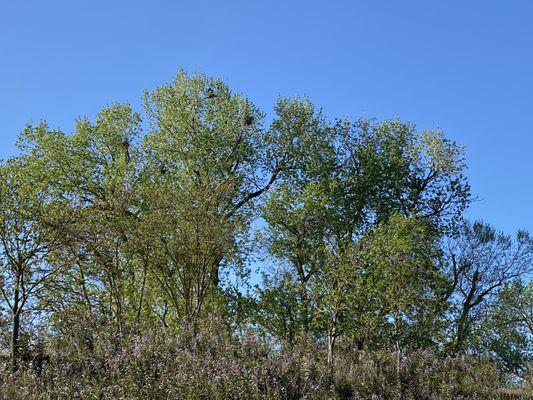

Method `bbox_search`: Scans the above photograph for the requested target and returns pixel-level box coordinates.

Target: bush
[0,330,530,399]
[333,350,505,399]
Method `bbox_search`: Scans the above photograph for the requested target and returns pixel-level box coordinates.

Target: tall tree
[261,118,470,360]
[444,220,533,353]
[16,104,143,339]
[0,158,69,370]
[138,72,322,329]
[474,280,532,377]
[357,214,446,352]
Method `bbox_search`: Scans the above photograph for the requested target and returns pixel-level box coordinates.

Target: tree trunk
[393,313,402,398]
[453,273,478,353]
[327,314,337,382]
[300,283,310,334]
[11,285,20,372]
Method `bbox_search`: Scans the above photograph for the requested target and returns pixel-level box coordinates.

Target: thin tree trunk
[393,312,402,398]
[327,313,337,382]
[11,284,20,372]
[300,282,310,334]
[135,261,148,329]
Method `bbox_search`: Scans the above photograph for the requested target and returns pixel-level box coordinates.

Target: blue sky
[0,1,531,234]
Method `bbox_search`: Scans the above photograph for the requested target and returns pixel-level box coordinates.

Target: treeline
[0,71,531,399]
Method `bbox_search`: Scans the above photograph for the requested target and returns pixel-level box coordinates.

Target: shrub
[0,330,530,399]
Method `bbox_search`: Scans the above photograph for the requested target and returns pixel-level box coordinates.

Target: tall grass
[1,327,529,399]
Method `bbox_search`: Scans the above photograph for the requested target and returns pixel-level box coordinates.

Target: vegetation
[0,70,531,399]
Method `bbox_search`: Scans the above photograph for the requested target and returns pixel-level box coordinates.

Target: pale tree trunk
[11,280,21,372]
[392,312,402,398]
[327,313,337,382]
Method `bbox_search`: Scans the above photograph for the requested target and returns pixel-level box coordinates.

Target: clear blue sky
[0,1,531,233]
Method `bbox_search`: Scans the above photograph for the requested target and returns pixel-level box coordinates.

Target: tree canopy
[0,71,531,396]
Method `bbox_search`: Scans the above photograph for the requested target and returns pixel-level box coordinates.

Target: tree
[444,220,533,353]
[253,268,305,345]
[358,214,446,352]
[474,280,532,378]
[16,104,144,341]
[139,73,322,329]
[0,158,69,370]
[261,117,470,368]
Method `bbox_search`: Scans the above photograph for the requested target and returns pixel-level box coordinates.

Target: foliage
[0,70,531,397]
[0,329,519,400]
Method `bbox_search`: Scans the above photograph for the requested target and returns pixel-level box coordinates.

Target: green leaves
[474,281,532,375]
[259,114,470,353]
[358,214,446,347]
[3,69,528,384]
